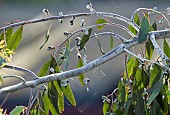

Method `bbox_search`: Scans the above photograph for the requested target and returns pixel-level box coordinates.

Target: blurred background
[0,0,169,114]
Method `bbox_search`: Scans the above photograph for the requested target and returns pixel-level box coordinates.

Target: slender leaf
[163,39,170,58]
[96,18,107,30]
[77,57,85,86]
[9,106,25,115]
[53,81,63,96]
[30,110,41,115]
[128,13,140,35]
[42,93,59,115]
[7,26,23,50]
[152,22,157,31]
[125,97,132,115]
[38,60,51,77]
[145,40,154,59]
[110,35,114,49]
[80,28,92,50]
[39,23,52,50]
[147,78,163,105]
[6,27,13,42]
[62,84,76,106]
[0,75,3,84]
[95,34,105,54]
[64,40,70,71]
[138,16,150,44]
[103,101,110,115]
[118,80,125,107]
[58,93,64,113]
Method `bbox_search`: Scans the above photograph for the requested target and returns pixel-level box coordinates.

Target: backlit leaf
[64,40,70,71]
[6,27,13,43]
[128,13,140,35]
[58,93,64,113]
[145,40,154,59]
[9,106,25,115]
[7,26,23,50]
[80,28,92,50]
[163,39,170,58]
[77,57,85,86]
[62,84,76,106]
[96,18,107,30]
[53,81,63,96]
[0,75,3,84]
[138,16,150,44]
[42,92,59,115]
[103,101,110,115]
[38,59,51,77]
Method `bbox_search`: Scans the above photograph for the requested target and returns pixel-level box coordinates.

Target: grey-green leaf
[128,13,140,35]
[64,40,70,71]
[7,26,23,50]
[80,28,92,50]
[138,16,150,44]
[9,106,25,115]
[96,18,107,30]
[77,57,85,86]
[110,35,114,49]
[145,40,154,59]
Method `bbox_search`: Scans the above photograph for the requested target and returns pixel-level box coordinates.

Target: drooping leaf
[141,69,149,88]
[6,27,13,42]
[42,92,59,115]
[152,22,157,31]
[138,16,150,44]
[80,28,92,50]
[9,106,25,115]
[128,13,140,35]
[64,40,70,71]
[52,81,63,96]
[145,40,154,59]
[133,68,143,90]
[77,57,85,86]
[38,59,51,77]
[118,79,125,107]
[62,84,76,106]
[96,18,107,30]
[58,93,64,113]
[103,101,110,115]
[110,35,114,49]
[30,110,41,115]
[133,89,145,115]
[147,78,163,106]
[125,96,133,115]
[163,39,170,58]
[7,26,23,50]
[39,23,52,50]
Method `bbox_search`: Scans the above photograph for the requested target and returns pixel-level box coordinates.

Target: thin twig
[4,65,38,79]
[26,88,34,115]
[0,92,12,107]
[3,75,26,83]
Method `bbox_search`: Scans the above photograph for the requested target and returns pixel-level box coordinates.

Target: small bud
[47,46,55,51]
[58,12,63,23]
[166,7,170,13]
[43,9,50,15]
[83,78,90,84]
[63,31,71,37]
[50,67,55,73]
[80,19,85,27]
[77,52,81,59]
[153,7,157,11]
[61,79,69,87]
[86,2,95,12]
[159,17,164,24]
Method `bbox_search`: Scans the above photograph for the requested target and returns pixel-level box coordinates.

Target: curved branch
[0,12,139,33]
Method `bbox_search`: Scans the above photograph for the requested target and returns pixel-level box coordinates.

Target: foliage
[0,4,170,115]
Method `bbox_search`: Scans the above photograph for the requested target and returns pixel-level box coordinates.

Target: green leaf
[141,69,149,87]
[58,93,64,113]
[133,89,145,115]
[118,80,125,107]
[53,81,63,96]
[110,35,114,49]
[42,93,59,115]
[64,40,70,71]
[133,68,143,90]
[96,18,107,30]
[9,106,25,115]
[77,57,85,86]
[62,84,76,106]
[80,28,92,50]
[0,75,3,84]
[95,34,105,54]
[30,110,41,115]
[138,16,150,44]
[128,13,140,35]
[39,23,52,50]
[145,40,154,59]
[163,39,170,58]
[168,90,170,104]
[6,27,13,42]
[7,26,23,50]
[147,78,163,105]
[103,101,110,115]
[38,60,51,77]
[125,97,132,115]
[152,22,157,31]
